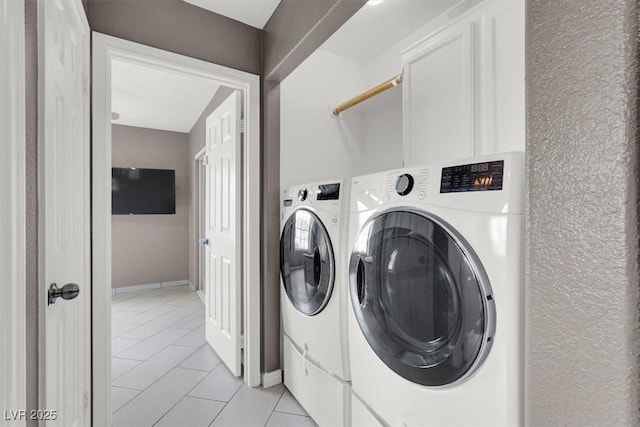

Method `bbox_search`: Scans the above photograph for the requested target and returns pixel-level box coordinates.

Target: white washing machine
[347,152,524,426]
[280,180,351,426]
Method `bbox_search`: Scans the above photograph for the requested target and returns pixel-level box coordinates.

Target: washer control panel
[440,160,504,193]
[316,183,340,201]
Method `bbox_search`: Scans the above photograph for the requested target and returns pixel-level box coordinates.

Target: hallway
[111,286,316,426]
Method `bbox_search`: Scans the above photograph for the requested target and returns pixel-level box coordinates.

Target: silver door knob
[198,237,209,247]
[48,283,80,305]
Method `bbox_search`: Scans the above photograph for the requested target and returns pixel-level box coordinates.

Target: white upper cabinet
[402,0,525,166]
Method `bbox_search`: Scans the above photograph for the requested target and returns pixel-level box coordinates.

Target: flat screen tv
[112,167,176,215]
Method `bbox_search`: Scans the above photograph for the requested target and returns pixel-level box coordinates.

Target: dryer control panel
[440,160,504,193]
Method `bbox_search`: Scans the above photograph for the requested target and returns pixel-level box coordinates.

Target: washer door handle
[356,258,366,306]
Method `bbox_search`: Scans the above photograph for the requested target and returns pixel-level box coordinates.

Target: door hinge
[83,391,90,410]
[82,75,89,96]
[240,119,245,134]
[240,335,245,350]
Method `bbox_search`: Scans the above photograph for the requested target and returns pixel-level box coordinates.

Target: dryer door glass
[281,209,335,316]
[349,210,495,386]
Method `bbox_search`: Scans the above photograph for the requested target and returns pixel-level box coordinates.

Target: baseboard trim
[112,279,190,295]
[163,279,189,288]
[188,280,197,292]
[262,369,283,388]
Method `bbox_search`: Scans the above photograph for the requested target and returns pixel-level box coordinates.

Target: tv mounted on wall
[112,167,176,215]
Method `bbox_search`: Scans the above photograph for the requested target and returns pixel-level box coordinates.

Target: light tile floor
[112,286,317,427]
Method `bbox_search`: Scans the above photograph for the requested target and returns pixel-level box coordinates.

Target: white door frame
[0,0,26,419]
[92,33,261,426]
[195,146,207,299]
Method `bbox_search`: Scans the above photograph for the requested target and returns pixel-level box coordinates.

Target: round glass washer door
[349,209,495,386]
[280,208,335,316]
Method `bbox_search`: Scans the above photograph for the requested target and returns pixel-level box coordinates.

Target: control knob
[395,174,414,196]
[298,188,308,201]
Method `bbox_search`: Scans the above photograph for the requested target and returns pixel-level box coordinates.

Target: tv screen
[112,168,176,215]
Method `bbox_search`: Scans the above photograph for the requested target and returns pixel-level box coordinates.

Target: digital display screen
[317,183,340,201]
[440,160,504,193]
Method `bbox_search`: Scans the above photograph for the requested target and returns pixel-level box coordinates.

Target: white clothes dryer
[347,152,524,426]
[280,180,351,426]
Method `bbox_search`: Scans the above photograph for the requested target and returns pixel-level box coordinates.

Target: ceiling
[183,0,281,29]
[321,0,455,64]
[111,59,220,133]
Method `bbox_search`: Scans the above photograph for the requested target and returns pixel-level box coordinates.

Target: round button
[298,188,308,201]
[395,174,414,196]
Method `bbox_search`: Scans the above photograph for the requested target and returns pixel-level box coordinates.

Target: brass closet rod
[331,73,403,117]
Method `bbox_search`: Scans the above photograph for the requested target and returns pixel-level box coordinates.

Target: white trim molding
[262,370,283,389]
[111,280,190,295]
[0,0,26,422]
[92,33,262,426]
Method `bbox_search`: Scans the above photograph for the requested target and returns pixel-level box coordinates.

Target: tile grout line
[273,409,311,417]
[111,360,142,382]
[177,364,221,374]
[114,312,203,359]
[181,395,228,404]
[206,373,248,427]
[113,291,200,325]
[111,388,143,414]
[262,387,287,427]
[182,359,225,403]
[111,345,199,418]
[111,385,144,392]
[112,341,201,416]
[151,394,190,427]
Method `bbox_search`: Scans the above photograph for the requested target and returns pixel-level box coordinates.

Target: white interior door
[41,1,91,425]
[204,91,243,376]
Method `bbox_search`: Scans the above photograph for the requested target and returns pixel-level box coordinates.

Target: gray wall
[111,125,190,289]
[261,0,366,372]
[525,0,640,425]
[85,0,262,75]
[187,86,237,290]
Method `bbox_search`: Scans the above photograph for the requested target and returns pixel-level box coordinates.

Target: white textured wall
[525,0,640,424]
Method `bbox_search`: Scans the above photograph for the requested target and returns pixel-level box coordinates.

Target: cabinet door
[477,0,525,155]
[402,21,475,166]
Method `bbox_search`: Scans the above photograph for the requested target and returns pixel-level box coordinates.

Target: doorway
[92,33,261,426]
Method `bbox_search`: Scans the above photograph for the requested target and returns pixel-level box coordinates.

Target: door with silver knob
[41,0,91,424]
